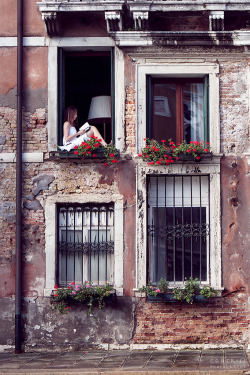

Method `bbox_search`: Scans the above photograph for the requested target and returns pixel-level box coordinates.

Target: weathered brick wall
[220,60,250,155]
[125,86,136,154]
[0,107,47,153]
[133,292,250,346]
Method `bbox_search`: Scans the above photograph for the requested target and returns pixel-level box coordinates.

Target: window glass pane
[58,204,114,286]
[153,84,176,142]
[183,83,204,143]
[150,79,206,144]
[147,176,209,284]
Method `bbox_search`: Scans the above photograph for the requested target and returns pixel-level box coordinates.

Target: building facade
[0,0,250,351]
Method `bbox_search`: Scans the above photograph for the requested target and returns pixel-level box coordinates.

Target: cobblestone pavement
[0,349,249,374]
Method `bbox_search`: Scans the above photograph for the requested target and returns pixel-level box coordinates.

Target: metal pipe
[15,0,23,354]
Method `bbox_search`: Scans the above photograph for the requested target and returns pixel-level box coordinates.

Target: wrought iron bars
[57,203,114,286]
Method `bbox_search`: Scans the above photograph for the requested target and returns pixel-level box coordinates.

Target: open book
[79,122,91,132]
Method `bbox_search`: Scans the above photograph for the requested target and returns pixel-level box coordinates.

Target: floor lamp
[88,96,111,141]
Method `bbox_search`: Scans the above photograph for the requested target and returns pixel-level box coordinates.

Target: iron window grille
[57,203,114,286]
[147,175,210,284]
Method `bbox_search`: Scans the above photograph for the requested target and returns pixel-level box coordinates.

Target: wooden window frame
[148,77,208,144]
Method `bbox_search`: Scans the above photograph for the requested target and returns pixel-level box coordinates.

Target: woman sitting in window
[59,106,107,151]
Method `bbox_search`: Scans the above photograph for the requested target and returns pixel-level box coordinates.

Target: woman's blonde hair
[64,106,78,127]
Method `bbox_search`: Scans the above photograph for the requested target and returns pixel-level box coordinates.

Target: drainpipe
[15,0,23,354]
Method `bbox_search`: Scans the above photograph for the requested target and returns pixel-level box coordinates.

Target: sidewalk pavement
[0,349,250,375]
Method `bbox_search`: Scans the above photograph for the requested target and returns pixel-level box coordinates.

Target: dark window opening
[147,175,210,284]
[147,77,209,144]
[58,50,114,145]
[57,203,114,286]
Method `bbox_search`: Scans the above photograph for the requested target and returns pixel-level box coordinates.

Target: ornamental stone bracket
[133,12,149,31]
[105,11,123,32]
[209,11,224,32]
[42,11,60,37]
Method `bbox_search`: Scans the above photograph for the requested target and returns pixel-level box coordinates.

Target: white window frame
[47,37,125,152]
[135,62,222,290]
[44,194,124,296]
[136,161,222,290]
[136,63,220,154]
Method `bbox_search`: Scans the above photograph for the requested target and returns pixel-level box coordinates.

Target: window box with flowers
[51,281,116,316]
[138,139,212,166]
[139,278,218,304]
[50,136,119,165]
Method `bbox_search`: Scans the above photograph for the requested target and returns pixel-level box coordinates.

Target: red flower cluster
[138,139,211,166]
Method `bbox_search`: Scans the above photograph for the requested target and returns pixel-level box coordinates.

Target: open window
[58,50,115,145]
[147,77,209,144]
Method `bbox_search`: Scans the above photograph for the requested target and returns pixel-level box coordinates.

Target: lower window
[57,203,114,286]
[147,175,210,284]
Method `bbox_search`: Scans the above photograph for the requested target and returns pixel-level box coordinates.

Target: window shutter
[58,48,65,144]
[146,75,152,139]
[203,75,209,143]
[111,47,115,142]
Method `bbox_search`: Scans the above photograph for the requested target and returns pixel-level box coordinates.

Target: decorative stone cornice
[37,0,250,37]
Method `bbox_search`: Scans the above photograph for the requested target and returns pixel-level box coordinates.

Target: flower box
[58,148,107,159]
[147,293,176,303]
[193,295,209,303]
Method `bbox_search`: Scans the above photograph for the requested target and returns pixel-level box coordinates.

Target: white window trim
[47,37,125,152]
[44,194,124,297]
[136,63,220,154]
[136,158,222,290]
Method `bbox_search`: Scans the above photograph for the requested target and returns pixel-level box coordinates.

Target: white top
[63,126,77,146]
[59,125,90,152]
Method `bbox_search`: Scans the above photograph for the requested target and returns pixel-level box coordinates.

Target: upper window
[147,77,209,144]
[57,203,114,286]
[58,50,114,145]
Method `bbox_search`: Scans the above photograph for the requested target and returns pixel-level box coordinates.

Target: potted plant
[51,281,115,316]
[173,278,218,304]
[58,136,119,165]
[138,138,211,166]
[139,278,176,302]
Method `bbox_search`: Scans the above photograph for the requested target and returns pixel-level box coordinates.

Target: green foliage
[138,138,211,166]
[104,143,119,165]
[139,278,169,296]
[72,136,119,165]
[200,285,218,298]
[51,281,114,316]
[173,278,218,304]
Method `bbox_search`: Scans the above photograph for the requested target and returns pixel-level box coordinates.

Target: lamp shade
[88,96,111,123]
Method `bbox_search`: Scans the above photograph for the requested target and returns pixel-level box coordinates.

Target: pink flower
[75,285,80,291]
[86,284,90,288]
[156,289,161,293]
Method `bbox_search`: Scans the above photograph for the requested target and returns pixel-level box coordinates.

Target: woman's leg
[87,126,107,146]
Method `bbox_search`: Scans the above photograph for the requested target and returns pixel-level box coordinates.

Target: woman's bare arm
[63,121,85,143]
